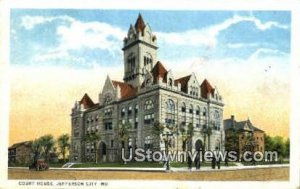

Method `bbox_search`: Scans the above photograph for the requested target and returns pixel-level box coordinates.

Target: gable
[101,76,116,95]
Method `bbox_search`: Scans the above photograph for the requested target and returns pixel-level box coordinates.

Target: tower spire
[134,13,146,34]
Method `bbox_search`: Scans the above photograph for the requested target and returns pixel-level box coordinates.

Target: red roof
[200,79,214,98]
[151,61,168,84]
[175,75,191,92]
[112,80,137,100]
[80,93,95,109]
[134,13,146,35]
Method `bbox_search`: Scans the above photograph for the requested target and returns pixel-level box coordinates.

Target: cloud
[227,42,260,49]
[157,15,289,49]
[31,50,85,66]
[248,48,288,60]
[20,15,126,67]
[56,20,125,52]
[20,15,75,30]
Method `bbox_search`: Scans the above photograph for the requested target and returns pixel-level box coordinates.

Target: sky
[9,9,291,145]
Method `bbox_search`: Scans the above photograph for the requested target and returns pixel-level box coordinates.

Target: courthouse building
[70,14,225,162]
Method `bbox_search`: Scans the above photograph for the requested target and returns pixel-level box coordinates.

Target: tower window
[127,55,136,73]
[144,56,152,66]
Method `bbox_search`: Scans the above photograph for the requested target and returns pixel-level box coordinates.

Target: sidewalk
[171,163,289,172]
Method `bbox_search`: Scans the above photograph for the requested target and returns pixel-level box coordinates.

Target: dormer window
[168,78,173,87]
[146,78,151,86]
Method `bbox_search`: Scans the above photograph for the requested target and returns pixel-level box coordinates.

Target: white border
[1,0,299,189]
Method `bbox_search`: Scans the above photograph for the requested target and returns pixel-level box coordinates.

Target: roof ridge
[175,74,192,81]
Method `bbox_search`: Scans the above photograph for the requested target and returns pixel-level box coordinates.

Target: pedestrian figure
[194,151,201,170]
[212,156,216,169]
[187,152,192,170]
[225,156,229,166]
[217,158,221,169]
[215,147,221,169]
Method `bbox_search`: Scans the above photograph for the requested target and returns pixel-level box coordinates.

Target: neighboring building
[8,141,32,165]
[70,14,225,163]
[224,115,265,157]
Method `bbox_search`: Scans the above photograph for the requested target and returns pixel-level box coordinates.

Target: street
[8,167,288,181]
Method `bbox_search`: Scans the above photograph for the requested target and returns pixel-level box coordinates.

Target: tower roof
[175,75,192,92]
[134,13,146,34]
[112,80,137,100]
[200,79,214,98]
[80,93,95,109]
[151,61,168,84]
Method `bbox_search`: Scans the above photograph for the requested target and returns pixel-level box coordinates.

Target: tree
[117,121,133,162]
[118,121,132,146]
[180,123,194,152]
[224,129,239,152]
[57,134,70,163]
[153,121,175,170]
[39,134,55,163]
[153,121,165,136]
[264,134,274,152]
[82,132,101,163]
[273,136,287,161]
[29,138,42,165]
[285,138,290,158]
[264,134,289,163]
[200,123,212,162]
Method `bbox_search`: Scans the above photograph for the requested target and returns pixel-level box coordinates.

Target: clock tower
[122,14,158,87]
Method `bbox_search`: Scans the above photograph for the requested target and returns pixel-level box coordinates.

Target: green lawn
[8,162,65,168]
[72,161,163,168]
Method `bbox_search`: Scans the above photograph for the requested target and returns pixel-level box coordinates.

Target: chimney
[231,115,235,129]
[231,115,235,120]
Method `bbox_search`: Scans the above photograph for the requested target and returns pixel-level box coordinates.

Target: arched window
[181,102,186,126]
[165,99,175,126]
[201,107,207,128]
[144,53,153,72]
[214,111,220,130]
[196,106,201,127]
[181,102,186,112]
[127,54,136,73]
[189,104,193,114]
[121,108,126,117]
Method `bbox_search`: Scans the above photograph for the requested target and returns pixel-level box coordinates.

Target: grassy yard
[8,162,66,168]
[72,161,163,168]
